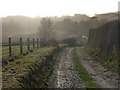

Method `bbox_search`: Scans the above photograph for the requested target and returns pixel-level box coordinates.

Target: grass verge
[72,48,99,88]
[2,45,65,88]
[85,45,119,74]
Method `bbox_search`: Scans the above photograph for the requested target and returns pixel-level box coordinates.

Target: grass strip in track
[72,48,100,88]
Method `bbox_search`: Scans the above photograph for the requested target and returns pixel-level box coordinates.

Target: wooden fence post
[39,38,41,47]
[40,38,42,47]
[37,38,39,48]
[27,38,30,51]
[33,38,35,49]
[9,38,12,57]
[20,38,23,54]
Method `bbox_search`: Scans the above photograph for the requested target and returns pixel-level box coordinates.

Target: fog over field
[2,12,118,43]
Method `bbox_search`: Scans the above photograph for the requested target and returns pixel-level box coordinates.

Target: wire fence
[2,38,42,57]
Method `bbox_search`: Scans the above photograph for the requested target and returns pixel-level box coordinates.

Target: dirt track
[48,47,85,88]
[76,47,119,88]
[48,47,119,88]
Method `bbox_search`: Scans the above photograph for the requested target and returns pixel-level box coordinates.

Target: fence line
[8,37,41,57]
[9,38,12,57]
[20,38,23,54]
[37,38,39,49]
[27,38,30,51]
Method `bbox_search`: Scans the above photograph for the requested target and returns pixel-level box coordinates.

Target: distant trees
[62,38,77,46]
[38,18,54,41]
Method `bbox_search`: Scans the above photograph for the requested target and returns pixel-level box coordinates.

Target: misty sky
[0,0,119,18]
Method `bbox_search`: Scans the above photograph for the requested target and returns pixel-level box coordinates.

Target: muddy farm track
[48,47,119,89]
[48,47,85,88]
[77,47,119,88]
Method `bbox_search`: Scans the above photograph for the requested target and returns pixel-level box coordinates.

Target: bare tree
[38,18,54,41]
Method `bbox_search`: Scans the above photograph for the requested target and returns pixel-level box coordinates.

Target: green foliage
[72,48,99,88]
[40,39,58,47]
[59,44,69,48]
[62,38,77,46]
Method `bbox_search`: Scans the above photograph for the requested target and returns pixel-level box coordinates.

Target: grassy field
[2,44,67,58]
[72,48,100,88]
[2,44,39,65]
[2,44,38,57]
